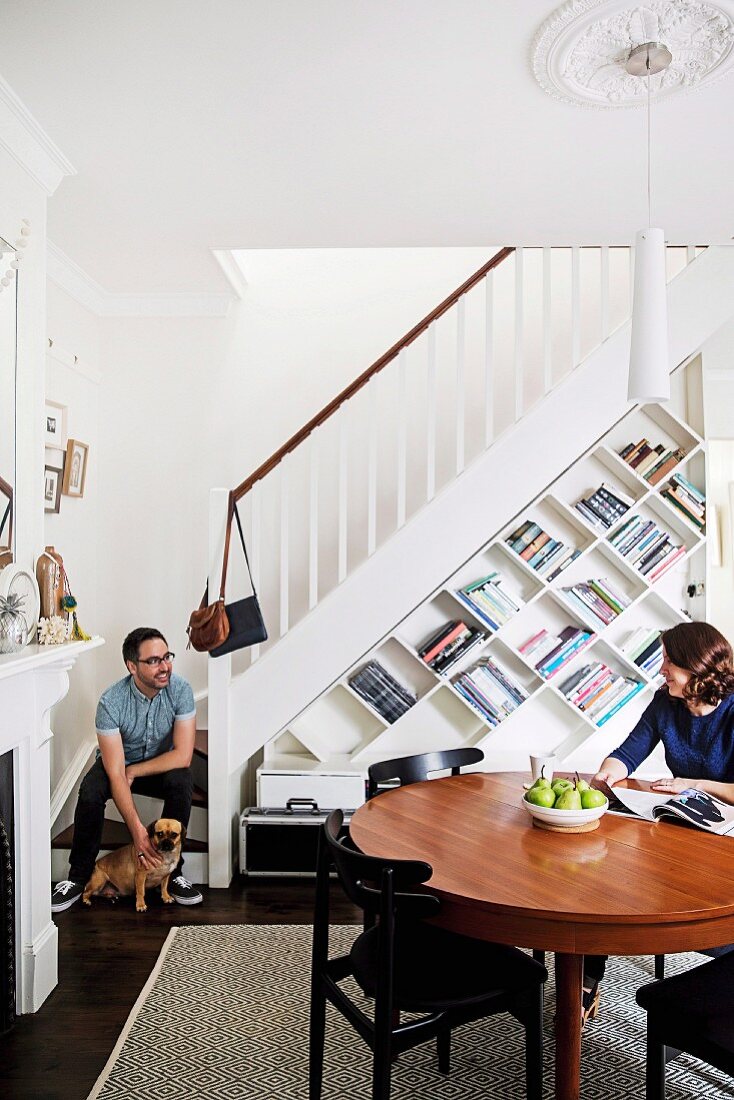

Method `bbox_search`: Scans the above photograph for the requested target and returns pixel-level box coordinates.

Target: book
[418,621,459,658]
[520,531,551,561]
[598,481,635,509]
[545,548,581,582]
[595,680,645,725]
[630,443,653,469]
[610,786,734,835]
[508,523,542,552]
[425,627,471,666]
[635,445,666,477]
[433,629,486,674]
[646,450,686,485]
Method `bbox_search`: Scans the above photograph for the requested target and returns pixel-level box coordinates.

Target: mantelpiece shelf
[261,360,705,793]
[0,635,104,681]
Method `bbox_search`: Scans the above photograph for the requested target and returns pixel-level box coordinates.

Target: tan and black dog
[82,818,185,912]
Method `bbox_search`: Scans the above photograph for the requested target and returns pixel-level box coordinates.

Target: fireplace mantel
[0,636,104,1013]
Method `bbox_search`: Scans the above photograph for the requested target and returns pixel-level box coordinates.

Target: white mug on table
[529,753,557,782]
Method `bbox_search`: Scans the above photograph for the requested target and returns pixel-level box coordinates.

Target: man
[52,627,203,912]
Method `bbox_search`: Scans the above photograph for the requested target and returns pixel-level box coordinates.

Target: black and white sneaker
[51,879,85,913]
[168,874,203,906]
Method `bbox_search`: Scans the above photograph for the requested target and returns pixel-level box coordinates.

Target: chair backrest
[316,809,439,923]
[367,747,484,799]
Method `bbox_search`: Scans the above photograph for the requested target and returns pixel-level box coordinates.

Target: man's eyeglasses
[137,652,175,667]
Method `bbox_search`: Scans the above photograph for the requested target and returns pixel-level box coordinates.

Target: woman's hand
[650,777,696,795]
[592,757,628,793]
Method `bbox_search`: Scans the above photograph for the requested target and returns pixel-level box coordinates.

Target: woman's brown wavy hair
[661,622,734,706]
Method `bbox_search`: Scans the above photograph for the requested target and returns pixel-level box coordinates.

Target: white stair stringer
[209,245,734,886]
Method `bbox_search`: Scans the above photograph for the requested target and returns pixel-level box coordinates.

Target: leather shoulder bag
[187,492,268,656]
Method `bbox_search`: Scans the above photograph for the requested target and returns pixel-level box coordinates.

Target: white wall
[91,247,499,696]
[703,314,734,642]
[45,281,103,803]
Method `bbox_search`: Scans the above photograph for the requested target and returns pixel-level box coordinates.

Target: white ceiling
[1,0,732,295]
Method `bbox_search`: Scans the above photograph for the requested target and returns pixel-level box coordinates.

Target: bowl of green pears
[523,771,608,828]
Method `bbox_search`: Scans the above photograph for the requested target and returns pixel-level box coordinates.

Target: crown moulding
[0,74,75,194]
[47,241,236,318]
[532,0,734,108]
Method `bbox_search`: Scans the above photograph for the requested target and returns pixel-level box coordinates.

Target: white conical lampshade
[627,227,670,403]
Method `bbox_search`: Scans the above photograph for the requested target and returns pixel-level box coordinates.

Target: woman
[585,620,734,1023]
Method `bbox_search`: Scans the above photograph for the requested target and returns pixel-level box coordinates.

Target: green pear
[551,778,574,799]
[581,788,607,810]
[526,786,556,808]
[555,787,582,811]
[575,772,591,793]
[530,766,552,791]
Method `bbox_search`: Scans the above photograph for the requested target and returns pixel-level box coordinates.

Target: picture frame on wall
[44,400,67,449]
[61,439,89,498]
[44,463,63,514]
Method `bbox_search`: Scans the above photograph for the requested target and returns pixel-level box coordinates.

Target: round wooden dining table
[350,770,734,1100]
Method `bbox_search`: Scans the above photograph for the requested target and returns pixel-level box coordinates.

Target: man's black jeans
[69,757,193,883]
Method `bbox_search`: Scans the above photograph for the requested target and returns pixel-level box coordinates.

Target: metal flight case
[239,799,353,877]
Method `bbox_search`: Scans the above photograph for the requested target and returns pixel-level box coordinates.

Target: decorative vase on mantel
[35,546,65,621]
[0,593,28,654]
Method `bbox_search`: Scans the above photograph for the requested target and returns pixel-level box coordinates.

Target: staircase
[199,243,734,887]
[51,729,210,884]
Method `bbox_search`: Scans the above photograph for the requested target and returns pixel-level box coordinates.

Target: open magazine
[608,785,734,835]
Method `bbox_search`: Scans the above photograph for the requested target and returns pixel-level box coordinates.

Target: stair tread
[52,818,208,853]
[194,729,208,758]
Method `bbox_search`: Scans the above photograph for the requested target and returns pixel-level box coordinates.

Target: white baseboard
[20,920,58,1014]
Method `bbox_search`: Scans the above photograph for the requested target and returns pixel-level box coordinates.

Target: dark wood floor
[3,880,360,1100]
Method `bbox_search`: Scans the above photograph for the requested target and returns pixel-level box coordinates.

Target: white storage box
[257,755,366,811]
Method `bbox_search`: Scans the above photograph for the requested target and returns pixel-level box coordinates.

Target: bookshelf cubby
[261,360,706,799]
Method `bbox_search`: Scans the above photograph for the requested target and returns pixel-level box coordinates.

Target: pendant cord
[647,50,652,228]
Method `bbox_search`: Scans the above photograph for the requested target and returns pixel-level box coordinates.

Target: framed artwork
[44,463,63,514]
[61,439,89,498]
[44,400,67,449]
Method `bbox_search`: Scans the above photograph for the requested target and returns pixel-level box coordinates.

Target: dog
[82,818,185,912]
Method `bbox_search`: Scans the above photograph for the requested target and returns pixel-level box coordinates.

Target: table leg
[554,952,583,1100]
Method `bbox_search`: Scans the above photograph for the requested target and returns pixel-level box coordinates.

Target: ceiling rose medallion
[531,0,734,107]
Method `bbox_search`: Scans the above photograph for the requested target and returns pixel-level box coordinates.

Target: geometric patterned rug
[88,925,734,1099]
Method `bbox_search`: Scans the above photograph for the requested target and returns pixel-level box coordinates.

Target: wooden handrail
[233,246,515,500]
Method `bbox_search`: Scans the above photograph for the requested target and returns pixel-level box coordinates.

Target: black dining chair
[636,951,734,1098]
[366,747,484,799]
[310,808,546,1100]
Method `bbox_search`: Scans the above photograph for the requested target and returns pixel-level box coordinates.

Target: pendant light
[626,39,672,404]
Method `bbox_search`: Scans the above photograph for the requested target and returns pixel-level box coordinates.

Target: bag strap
[216,490,235,600]
[231,498,259,597]
[199,491,258,608]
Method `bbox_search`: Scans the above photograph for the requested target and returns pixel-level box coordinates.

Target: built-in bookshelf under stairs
[205,243,734,886]
[51,729,210,884]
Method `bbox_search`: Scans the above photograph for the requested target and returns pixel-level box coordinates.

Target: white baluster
[367,378,378,556]
[456,296,466,474]
[338,412,348,582]
[571,245,581,368]
[600,245,610,342]
[308,436,318,610]
[279,462,289,637]
[397,347,407,527]
[484,271,494,447]
[249,483,262,662]
[426,325,437,501]
[514,249,524,421]
[542,247,552,395]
